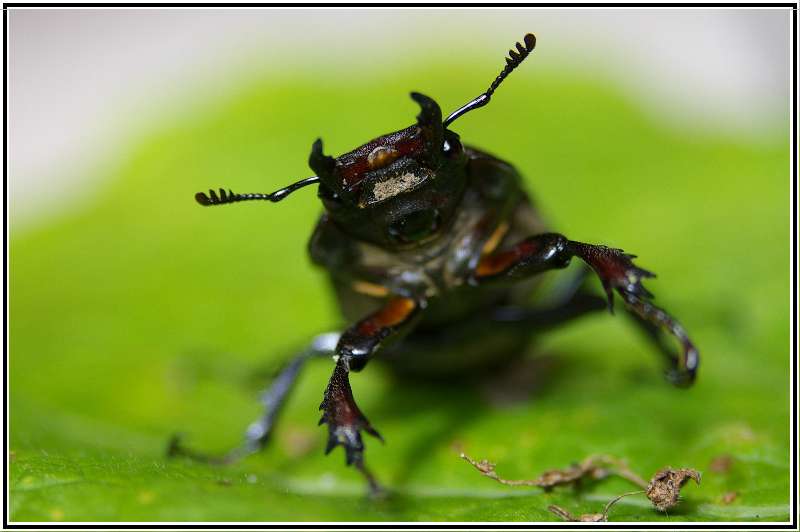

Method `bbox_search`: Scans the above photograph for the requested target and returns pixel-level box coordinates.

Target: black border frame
[2,3,797,530]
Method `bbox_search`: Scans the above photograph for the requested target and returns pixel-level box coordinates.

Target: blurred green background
[9,10,791,523]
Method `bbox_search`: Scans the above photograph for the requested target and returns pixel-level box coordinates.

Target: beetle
[169,33,699,495]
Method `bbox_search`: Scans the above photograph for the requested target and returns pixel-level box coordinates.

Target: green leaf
[10,63,790,522]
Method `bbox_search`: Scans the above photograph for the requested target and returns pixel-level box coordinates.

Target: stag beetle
[170,33,699,494]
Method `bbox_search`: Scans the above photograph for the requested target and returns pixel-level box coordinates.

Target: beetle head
[195,33,536,250]
[310,92,469,248]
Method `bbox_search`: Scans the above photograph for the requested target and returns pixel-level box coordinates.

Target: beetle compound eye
[318,184,344,209]
[443,137,463,157]
[388,209,441,244]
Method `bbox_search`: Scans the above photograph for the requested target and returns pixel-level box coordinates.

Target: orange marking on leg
[481,222,510,256]
[356,297,417,336]
[475,239,539,278]
[352,281,390,298]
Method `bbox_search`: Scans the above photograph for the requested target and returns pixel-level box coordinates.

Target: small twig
[586,454,649,489]
[459,453,541,486]
[547,504,606,522]
[548,490,644,522]
[546,505,576,521]
[604,490,646,515]
[460,452,647,490]
[461,452,700,522]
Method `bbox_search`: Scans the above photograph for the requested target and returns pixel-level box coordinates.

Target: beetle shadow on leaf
[369,351,570,493]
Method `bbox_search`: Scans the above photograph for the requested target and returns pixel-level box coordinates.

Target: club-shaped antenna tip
[524,33,536,51]
[195,191,211,205]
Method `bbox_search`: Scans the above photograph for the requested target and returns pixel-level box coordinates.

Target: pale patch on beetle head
[368,171,425,204]
[367,146,400,170]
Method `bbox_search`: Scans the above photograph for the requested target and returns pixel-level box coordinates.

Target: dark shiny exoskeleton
[172,34,699,494]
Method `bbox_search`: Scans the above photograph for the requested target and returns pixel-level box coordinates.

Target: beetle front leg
[319,296,423,494]
[473,233,698,386]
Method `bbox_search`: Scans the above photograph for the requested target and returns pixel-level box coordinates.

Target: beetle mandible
[170,33,699,494]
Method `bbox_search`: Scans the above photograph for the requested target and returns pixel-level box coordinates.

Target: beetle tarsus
[319,359,383,467]
[319,357,386,494]
[357,461,386,499]
[567,241,655,313]
[566,240,698,386]
[620,291,699,386]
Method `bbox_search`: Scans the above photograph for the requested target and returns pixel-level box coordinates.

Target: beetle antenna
[443,33,536,128]
[195,176,320,206]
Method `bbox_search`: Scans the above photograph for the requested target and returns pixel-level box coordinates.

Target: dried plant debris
[460,452,647,490]
[548,504,607,522]
[645,467,702,512]
[549,491,645,522]
[461,452,701,521]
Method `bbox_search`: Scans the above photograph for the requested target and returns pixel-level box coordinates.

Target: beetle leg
[566,241,698,386]
[336,296,424,372]
[167,332,340,465]
[473,234,698,386]
[616,290,698,386]
[473,233,573,281]
[495,284,692,385]
[319,296,423,494]
[491,291,608,328]
[319,358,383,494]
